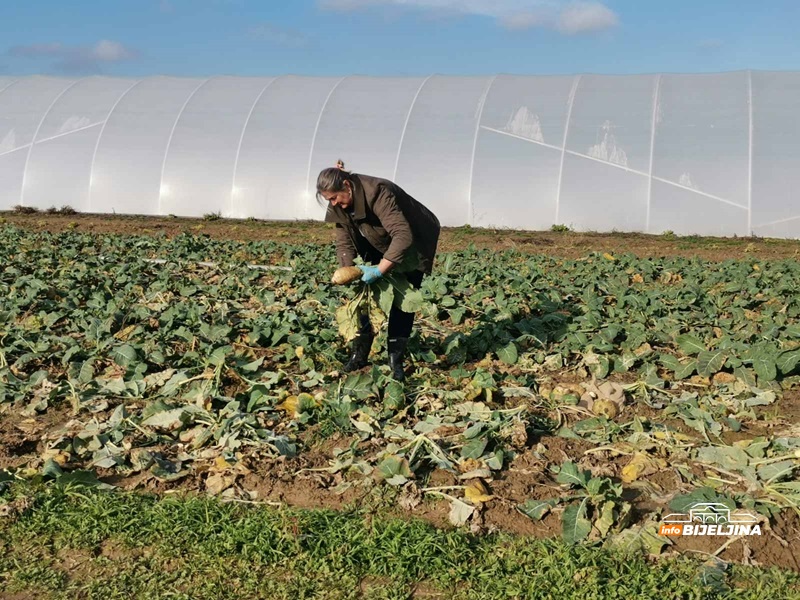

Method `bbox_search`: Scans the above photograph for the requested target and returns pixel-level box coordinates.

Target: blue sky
[1,1,799,77]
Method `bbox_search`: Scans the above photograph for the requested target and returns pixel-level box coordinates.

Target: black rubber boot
[343,333,373,372]
[387,337,410,381]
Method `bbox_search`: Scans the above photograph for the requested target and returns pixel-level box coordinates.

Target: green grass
[1,481,799,599]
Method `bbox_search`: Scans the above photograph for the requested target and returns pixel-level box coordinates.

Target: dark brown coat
[324,174,440,274]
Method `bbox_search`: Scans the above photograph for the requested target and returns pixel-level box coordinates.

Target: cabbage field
[2,220,800,595]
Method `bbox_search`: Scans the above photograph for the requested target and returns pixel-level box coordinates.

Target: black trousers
[358,270,424,339]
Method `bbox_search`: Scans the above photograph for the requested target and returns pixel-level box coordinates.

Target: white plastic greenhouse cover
[1,72,799,237]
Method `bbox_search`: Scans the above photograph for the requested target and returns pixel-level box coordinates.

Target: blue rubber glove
[358,265,383,284]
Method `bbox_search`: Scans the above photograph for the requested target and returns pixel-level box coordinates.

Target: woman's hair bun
[335,159,346,170]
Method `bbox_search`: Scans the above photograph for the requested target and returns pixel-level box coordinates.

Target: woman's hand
[358,265,383,284]
[359,259,396,284]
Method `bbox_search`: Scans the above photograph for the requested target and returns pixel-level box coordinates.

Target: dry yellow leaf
[476,355,494,369]
[42,448,70,466]
[660,271,683,284]
[652,430,693,442]
[621,452,667,483]
[114,325,137,341]
[631,273,644,284]
[214,456,233,471]
[621,453,649,482]
[295,346,304,359]
[603,253,616,261]
[465,386,483,401]
[277,395,299,415]
[464,480,493,504]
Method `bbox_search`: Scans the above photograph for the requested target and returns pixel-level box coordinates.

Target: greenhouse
[0,71,798,238]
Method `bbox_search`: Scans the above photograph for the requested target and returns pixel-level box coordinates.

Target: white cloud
[247,23,310,48]
[318,0,619,33]
[557,2,618,34]
[498,10,551,31]
[7,40,138,74]
[91,40,136,62]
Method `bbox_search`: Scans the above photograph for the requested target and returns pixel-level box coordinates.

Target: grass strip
[1,481,799,599]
